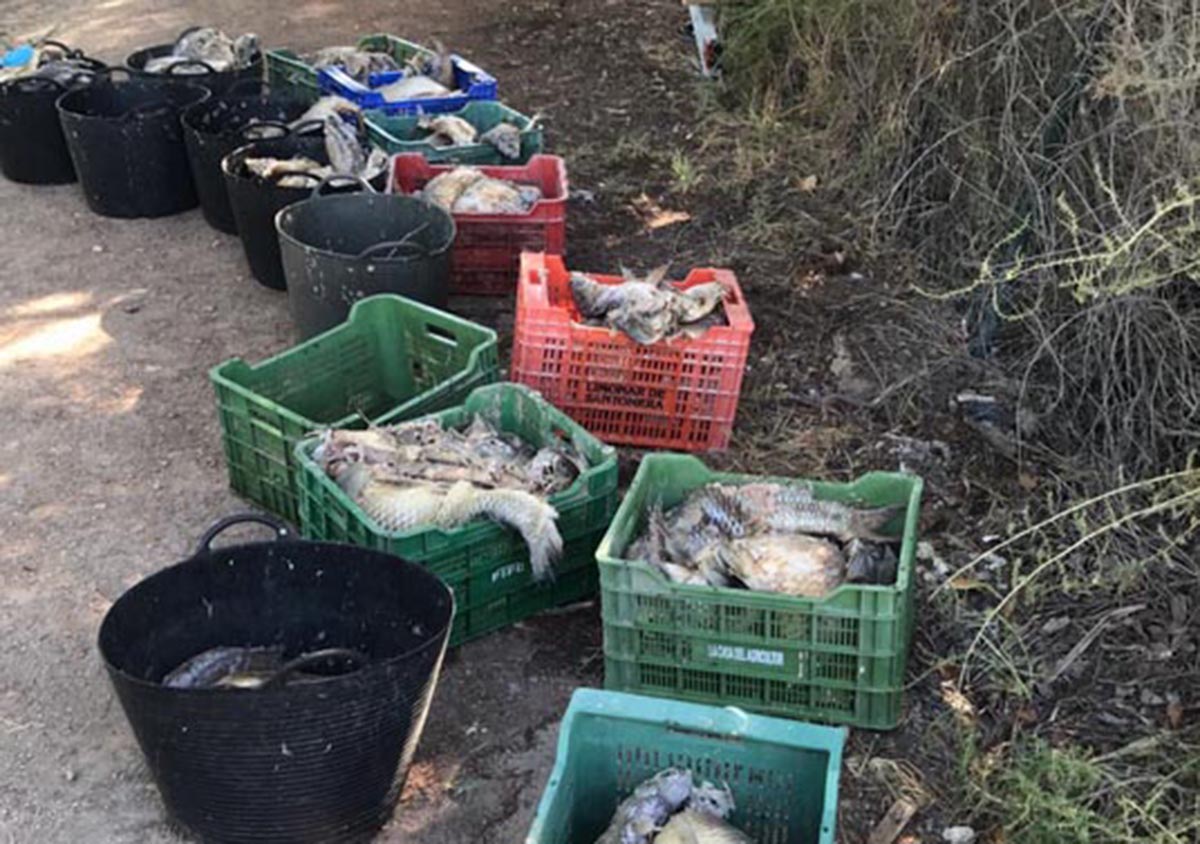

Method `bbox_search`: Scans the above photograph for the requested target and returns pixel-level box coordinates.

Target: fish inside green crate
[570,266,730,345]
[312,415,589,580]
[142,26,258,74]
[627,482,901,598]
[595,767,753,844]
[416,114,527,160]
[307,45,401,81]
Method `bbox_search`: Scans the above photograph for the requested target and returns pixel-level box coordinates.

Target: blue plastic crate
[316,53,497,116]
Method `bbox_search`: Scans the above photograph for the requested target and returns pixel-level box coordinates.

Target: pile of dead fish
[237,99,386,187]
[596,768,753,844]
[312,416,588,580]
[628,482,900,598]
[142,26,259,74]
[308,41,458,102]
[570,267,729,344]
[417,114,524,159]
[422,166,542,214]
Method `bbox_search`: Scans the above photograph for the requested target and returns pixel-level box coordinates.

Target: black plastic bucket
[57,69,209,218]
[126,42,264,98]
[97,514,455,844]
[0,48,104,185]
[277,179,456,339]
[182,82,312,233]
[223,128,388,291]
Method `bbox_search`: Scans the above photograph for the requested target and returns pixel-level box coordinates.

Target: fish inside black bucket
[163,645,369,689]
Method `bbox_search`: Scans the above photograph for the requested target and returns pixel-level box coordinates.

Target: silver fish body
[324,114,366,176]
[716,534,846,598]
[377,74,452,102]
[422,167,485,211]
[452,177,542,214]
[595,768,694,844]
[479,122,522,159]
[653,809,755,844]
[418,114,478,146]
[162,645,285,689]
[730,483,901,542]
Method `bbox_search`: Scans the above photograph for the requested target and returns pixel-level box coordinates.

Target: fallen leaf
[630,193,692,230]
[1018,471,1038,491]
[868,798,918,844]
[796,174,819,192]
[1166,695,1184,729]
[1015,704,1038,725]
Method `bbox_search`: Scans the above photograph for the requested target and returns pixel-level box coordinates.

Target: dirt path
[0,1,698,841]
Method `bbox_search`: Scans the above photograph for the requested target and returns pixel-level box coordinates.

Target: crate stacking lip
[525,688,847,844]
[596,453,924,730]
[510,252,755,452]
[294,382,620,647]
[210,294,499,525]
[266,33,495,109]
[365,100,543,164]
[389,154,567,296]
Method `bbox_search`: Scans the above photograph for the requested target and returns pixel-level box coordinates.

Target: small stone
[64,768,77,782]
[943,827,976,844]
[91,244,104,253]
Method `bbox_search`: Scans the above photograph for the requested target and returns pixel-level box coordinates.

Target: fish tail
[849,504,905,541]
[452,486,563,581]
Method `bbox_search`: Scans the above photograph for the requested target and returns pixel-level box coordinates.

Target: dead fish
[715,534,846,598]
[418,113,478,147]
[377,74,452,102]
[144,26,257,73]
[845,537,899,585]
[337,469,563,581]
[242,155,332,185]
[525,446,582,493]
[479,122,522,159]
[674,282,728,324]
[163,645,285,689]
[653,810,755,844]
[292,95,362,129]
[569,266,680,345]
[324,114,366,176]
[422,166,485,211]
[726,483,902,542]
[595,768,694,844]
[30,58,98,86]
[452,176,542,214]
[308,45,399,81]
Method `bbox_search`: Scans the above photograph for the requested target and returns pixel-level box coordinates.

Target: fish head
[481,122,521,159]
[675,281,728,323]
[569,272,611,318]
[233,33,259,66]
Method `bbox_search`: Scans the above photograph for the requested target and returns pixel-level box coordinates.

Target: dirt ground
[0,1,973,842]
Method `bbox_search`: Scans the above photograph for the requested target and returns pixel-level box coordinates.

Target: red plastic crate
[510,252,755,451]
[389,153,567,296]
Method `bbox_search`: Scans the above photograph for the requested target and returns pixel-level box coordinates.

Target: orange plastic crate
[389,153,567,296]
[511,252,754,451]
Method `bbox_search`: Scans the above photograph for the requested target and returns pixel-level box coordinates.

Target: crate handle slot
[424,322,460,346]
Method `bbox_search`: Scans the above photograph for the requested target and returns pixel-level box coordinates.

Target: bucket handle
[258,648,370,689]
[311,174,376,197]
[119,99,174,122]
[40,39,85,59]
[356,225,433,261]
[289,118,327,137]
[238,119,291,142]
[165,59,218,77]
[194,513,290,555]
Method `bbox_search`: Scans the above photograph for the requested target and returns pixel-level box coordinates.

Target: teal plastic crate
[597,454,923,730]
[211,295,499,524]
[365,100,543,163]
[266,33,438,99]
[295,383,619,646]
[526,688,846,844]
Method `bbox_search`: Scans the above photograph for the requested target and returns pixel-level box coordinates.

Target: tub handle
[259,648,369,689]
[165,59,218,77]
[311,174,376,197]
[40,39,85,59]
[238,119,291,141]
[194,513,290,555]
[289,118,327,137]
[355,225,433,261]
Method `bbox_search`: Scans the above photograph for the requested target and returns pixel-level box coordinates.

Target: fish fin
[849,504,905,541]
[644,264,671,288]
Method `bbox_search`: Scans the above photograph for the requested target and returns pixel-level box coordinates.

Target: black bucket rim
[276,192,458,264]
[96,517,456,695]
[125,40,264,83]
[0,56,107,96]
[55,76,210,121]
[219,135,337,191]
[180,89,310,138]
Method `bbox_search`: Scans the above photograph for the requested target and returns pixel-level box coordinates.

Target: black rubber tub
[57,69,209,218]
[222,129,387,291]
[0,48,104,185]
[97,514,455,844]
[277,179,456,339]
[126,42,264,97]
[182,82,312,233]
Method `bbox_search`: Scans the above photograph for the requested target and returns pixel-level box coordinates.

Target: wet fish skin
[377,74,452,102]
[845,537,898,585]
[653,809,755,844]
[292,95,362,129]
[309,46,400,82]
[723,483,902,543]
[716,533,846,598]
[324,114,366,176]
[479,122,522,159]
[163,645,285,689]
[452,176,542,215]
[674,282,728,324]
[418,114,477,146]
[422,167,485,211]
[595,768,694,844]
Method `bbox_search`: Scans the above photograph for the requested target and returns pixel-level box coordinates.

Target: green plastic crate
[295,383,619,646]
[525,688,846,844]
[211,295,499,524]
[597,454,923,730]
[265,33,436,98]
[365,101,543,163]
